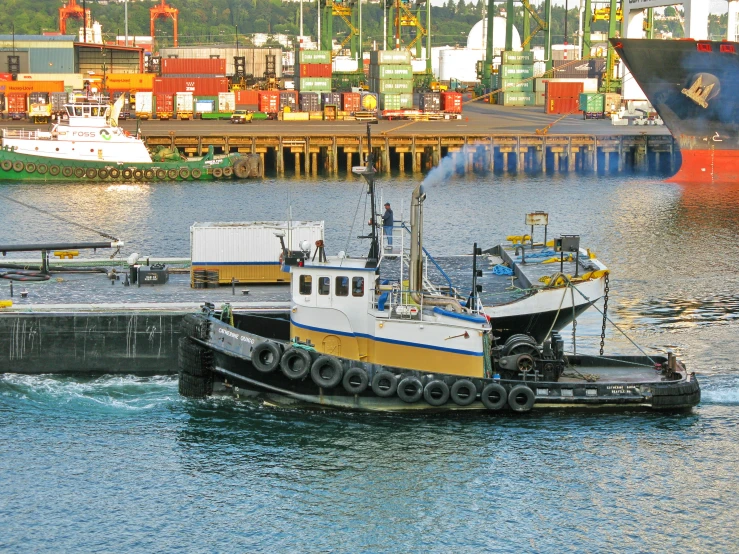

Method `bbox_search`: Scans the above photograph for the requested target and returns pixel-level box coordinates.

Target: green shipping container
[297,50,332,64]
[500,65,535,79]
[499,92,536,106]
[579,92,605,113]
[379,94,402,110]
[399,93,413,109]
[370,79,413,94]
[369,50,412,65]
[501,79,534,93]
[502,51,535,65]
[369,64,413,80]
[298,77,333,92]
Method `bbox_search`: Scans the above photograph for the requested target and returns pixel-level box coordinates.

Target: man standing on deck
[382,202,394,249]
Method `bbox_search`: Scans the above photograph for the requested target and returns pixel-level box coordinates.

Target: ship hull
[612,38,739,184]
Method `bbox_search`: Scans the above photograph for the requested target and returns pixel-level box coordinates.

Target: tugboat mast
[363,122,379,268]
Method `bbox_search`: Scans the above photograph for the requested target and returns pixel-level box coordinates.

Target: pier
[145,132,678,176]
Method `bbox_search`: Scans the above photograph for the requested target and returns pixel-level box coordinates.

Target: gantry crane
[151,0,179,47]
[59,0,91,35]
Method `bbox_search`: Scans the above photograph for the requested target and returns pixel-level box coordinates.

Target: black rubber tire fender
[122,168,133,180]
[222,166,234,177]
[98,168,109,179]
[133,169,144,180]
[280,347,312,380]
[310,355,344,389]
[371,370,398,398]
[480,383,507,410]
[179,168,191,180]
[36,163,48,174]
[0,160,12,171]
[155,169,167,180]
[178,370,213,398]
[397,376,423,403]
[62,166,73,177]
[423,379,450,406]
[508,385,536,412]
[144,169,155,180]
[212,167,224,178]
[167,168,178,180]
[191,168,202,179]
[233,158,250,179]
[48,165,60,176]
[450,379,478,406]
[25,162,36,173]
[251,341,281,373]
[343,366,369,394]
[85,168,97,179]
[73,167,85,178]
[13,161,24,172]
[177,337,214,377]
[109,168,120,179]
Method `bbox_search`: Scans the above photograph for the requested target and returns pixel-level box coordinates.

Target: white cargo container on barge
[190,221,324,285]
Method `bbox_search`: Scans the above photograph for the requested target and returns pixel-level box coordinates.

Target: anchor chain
[600,273,610,355]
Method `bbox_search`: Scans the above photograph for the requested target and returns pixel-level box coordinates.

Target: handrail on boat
[399,222,456,294]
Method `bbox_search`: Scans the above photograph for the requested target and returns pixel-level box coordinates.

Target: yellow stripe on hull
[291,324,484,378]
[191,264,288,284]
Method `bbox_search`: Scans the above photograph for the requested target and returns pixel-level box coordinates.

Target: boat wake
[0,373,178,412]
[698,375,739,405]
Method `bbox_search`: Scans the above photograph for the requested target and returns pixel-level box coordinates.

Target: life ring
[343,367,369,394]
[49,165,60,176]
[36,163,48,174]
[251,342,282,373]
[223,166,234,177]
[191,168,202,179]
[133,169,144,180]
[155,169,167,180]
[25,162,36,173]
[98,168,109,179]
[179,168,190,180]
[85,168,97,179]
[397,376,423,403]
[144,169,155,180]
[371,370,398,398]
[480,383,507,410]
[122,168,133,180]
[62,166,73,177]
[109,168,121,179]
[212,167,223,178]
[423,379,450,406]
[310,355,344,389]
[507,385,535,412]
[167,169,178,180]
[280,347,312,380]
[450,379,477,406]
[12,161,24,172]
[74,167,85,178]
[0,160,12,171]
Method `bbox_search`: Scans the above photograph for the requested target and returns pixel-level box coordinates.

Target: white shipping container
[16,73,85,90]
[135,91,153,118]
[175,91,194,111]
[218,92,236,112]
[191,221,325,264]
[538,77,599,93]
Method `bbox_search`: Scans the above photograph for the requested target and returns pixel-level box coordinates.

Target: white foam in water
[701,387,739,404]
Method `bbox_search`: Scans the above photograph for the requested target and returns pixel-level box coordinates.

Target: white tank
[467,16,521,52]
[439,48,485,82]
[333,56,359,72]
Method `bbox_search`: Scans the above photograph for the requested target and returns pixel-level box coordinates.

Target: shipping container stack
[296,50,332,113]
[368,50,413,112]
[498,50,536,107]
[545,81,584,115]
[155,58,229,119]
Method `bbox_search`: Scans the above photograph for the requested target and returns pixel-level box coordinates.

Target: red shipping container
[546,97,581,115]
[440,91,463,113]
[0,73,13,81]
[235,90,259,105]
[155,93,174,116]
[153,77,229,96]
[258,90,279,113]
[299,63,332,78]
[544,81,584,100]
[342,92,360,113]
[6,93,27,114]
[161,58,226,75]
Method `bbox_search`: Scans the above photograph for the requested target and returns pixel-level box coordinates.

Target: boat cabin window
[91,106,100,116]
[318,277,330,295]
[352,277,364,297]
[335,276,349,297]
[299,275,312,295]
[74,106,83,116]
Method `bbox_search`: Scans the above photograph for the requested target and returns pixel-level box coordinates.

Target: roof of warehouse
[0,35,76,42]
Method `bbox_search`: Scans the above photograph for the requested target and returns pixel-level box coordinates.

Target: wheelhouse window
[352,277,364,297]
[318,277,330,295]
[299,275,312,295]
[335,276,349,296]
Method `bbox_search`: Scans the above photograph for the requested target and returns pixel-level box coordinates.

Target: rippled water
[1,173,738,551]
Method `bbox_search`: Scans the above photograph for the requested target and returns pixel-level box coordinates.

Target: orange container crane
[59,0,91,35]
[151,0,179,47]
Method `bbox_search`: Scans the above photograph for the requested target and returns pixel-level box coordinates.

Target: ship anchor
[681,76,715,108]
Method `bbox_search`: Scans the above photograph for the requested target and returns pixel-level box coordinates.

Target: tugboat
[177,127,700,412]
[0,96,261,182]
